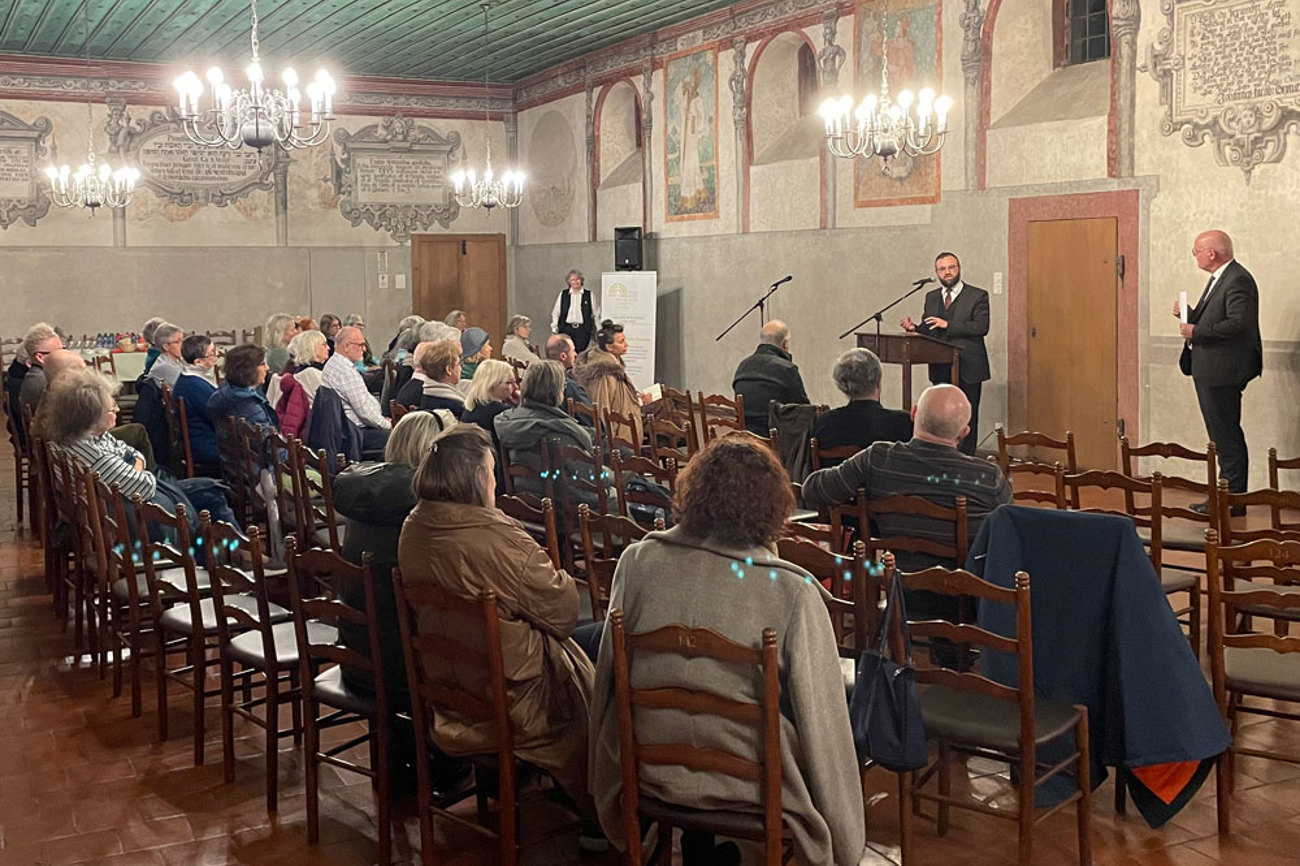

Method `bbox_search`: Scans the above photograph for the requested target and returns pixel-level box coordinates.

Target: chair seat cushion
[1232,579,1300,622]
[1137,521,1209,552]
[919,684,1082,752]
[312,664,376,716]
[113,566,208,602]
[159,595,290,635]
[228,619,338,669]
[638,796,767,840]
[1160,568,1199,594]
[311,524,347,550]
[1225,647,1300,702]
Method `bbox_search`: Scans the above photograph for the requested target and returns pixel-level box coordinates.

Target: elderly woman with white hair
[146,322,186,388]
[263,313,301,374]
[269,329,331,437]
[502,315,541,367]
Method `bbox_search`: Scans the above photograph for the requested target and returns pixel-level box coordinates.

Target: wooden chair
[71,465,111,676]
[94,479,159,718]
[206,516,306,813]
[207,328,237,346]
[646,416,695,467]
[566,398,602,457]
[546,440,607,575]
[609,611,789,866]
[996,428,1078,505]
[888,555,1092,866]
[496,437,555,504]
[160,382,183,476]
[241,326,260,345]
[290,439,347,553]
[1217,479,1300,545]
[216,417,248,522]
[393,576,581,865]
[709,424,779,455]
[389,400,412,422]
[1205,531,1300,835]
[174,395,196,479]
[858,493,970,569]
[610,450,675,524]
[777,537,872,653]
[1268,447,1300,492]
[5,407,30,532]
[287,542,391,863]
[659,386,700,453]
[93,353,117,377]
[809,437,862,471]
[577,503,660,620]
[235,419,274,529]
[1120,437,1218,554]
[779,516,848,554]
[497,495,562,570]
[697,391,745,443]
[604,405,643,456]
[43,447,83,640]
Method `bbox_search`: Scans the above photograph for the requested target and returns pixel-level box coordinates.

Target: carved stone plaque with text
[0,111,52,229]
[1150,0,1300,181]
[105,100,276,206]
[329,114,461,243]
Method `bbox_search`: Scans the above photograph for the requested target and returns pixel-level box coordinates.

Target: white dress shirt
[550,287,602,332]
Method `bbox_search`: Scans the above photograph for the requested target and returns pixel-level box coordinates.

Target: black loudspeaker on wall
[614,226,643,271]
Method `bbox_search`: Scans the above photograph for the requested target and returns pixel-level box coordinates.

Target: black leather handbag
[849,571,927,771]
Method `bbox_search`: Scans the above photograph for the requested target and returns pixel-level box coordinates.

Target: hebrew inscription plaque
[329,113,461,243]
[1150,0,1300,180]
[0,111,52,229]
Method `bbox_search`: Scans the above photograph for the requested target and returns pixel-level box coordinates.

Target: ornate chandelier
[173,0,336,151]
[44,2,138,213]
[819,2,951,162]
[451,3,524,211]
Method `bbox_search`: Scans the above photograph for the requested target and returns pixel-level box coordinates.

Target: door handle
[1031,326,1037,338]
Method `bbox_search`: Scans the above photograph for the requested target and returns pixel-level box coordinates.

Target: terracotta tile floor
[1,468,1297,865]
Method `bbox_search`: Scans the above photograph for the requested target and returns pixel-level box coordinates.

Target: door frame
[1007,190,1140,445]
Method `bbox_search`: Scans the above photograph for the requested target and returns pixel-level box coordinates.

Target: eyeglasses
[108,403,120,414]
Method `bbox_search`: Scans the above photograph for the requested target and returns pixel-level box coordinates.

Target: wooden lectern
[856,332,961,410]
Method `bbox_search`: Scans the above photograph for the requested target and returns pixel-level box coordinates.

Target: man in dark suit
[732,320,809,434]
[1175,230,1261,500]
[900,252,990,455]
[811,348,912,465]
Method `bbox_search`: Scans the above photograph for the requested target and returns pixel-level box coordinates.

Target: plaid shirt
[322,353,389,429]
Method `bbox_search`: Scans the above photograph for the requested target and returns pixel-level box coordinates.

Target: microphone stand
[838,279,935,341]
[715,277,792,341]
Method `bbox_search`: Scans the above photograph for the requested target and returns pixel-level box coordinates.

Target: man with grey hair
[146,323,185,388]
[18,322,63,417]
[545,333,592,419]
[804,383,1010,571]
[324,325,391,450]
[731,319,809,434]
[810,348,912,463]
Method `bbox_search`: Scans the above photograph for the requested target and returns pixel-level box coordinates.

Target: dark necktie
[944,289,953,310]
[1193,275,1215,311]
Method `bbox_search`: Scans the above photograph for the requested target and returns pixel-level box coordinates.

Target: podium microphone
[912,277,936,287]
[771,274,793,287]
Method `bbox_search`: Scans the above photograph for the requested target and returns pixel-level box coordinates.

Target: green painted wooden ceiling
[0,0,742,83]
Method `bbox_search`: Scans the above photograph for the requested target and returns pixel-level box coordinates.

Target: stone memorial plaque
[105,99,276,205]
[1151,0,1300,180]
[0,111,52,229]
[329,113,461,243]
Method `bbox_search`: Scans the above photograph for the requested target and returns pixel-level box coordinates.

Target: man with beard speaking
[900,252,990,455]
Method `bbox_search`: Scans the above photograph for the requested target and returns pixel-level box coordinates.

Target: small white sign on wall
[601,271,657,391]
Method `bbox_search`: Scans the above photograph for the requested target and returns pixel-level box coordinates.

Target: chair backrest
[886,553,1035,746]
[859,492,970,567]
[93,354,117,377]
[496,434,556,504]
[777,536,872,653]
[174,395,196,479]
[70,464,109,593]
[241,327,260,345]
[696,391,745,444]
[204,516,280,667]
[1268,448,1300,492]
[578,503,659,619]
[996,428,1077,504]
[392,570,516,799]
[1055,468,1164,569]
[610,449,675,523]
[94,479,149,620]
[131,495,204,621]
[287,541,387,717]
[207,329,237,346]
[609,611,783,866]
[566,397,603,452]
[1120,436,1218,522]
[646,416,695,467]
[289,438,346,552]
[546,439,608,517]
[809,437,861,471]
[1205,531,1300,707]
[603,405,642,456]
[1216,479,1300,544]
[160,383,183,476]
[497,494,562,569]
[389,400,411,422]
[235,418,273,528]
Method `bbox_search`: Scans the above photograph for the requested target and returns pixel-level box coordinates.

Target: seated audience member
[589,434,867,866]
[170,334,221,468]
[416,340,467,418]
[342,314,376,371]
[811,348,912,463]
[393,341,431,409]
[396,424,597,824]
[389,322,459,408]
[444,309,468,331]
[462,359,520,492]
[207,344,279,435]
[146,323,186,388]
[731,319,809,435]
[44,370,237,529]
[4,347,29,425]
[297,316,317,333]
[140,316,167,375]
[318,313,342,354]
[574,320,644,445]
[268,328,328,420]
[263,313,301,374]
[502,315,541,367]
[459,327,492,382]
[495,361,604,508]
[384,314,424,361]
[32,352,155,467]
[324,326,391,451]
[18,322,63,416]
[545,334,592,416]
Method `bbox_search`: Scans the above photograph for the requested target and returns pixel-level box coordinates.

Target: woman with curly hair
[587,433,866,866]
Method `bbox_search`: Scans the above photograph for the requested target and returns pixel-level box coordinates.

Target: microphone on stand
[771,275,794,287]
[912,277,936,287]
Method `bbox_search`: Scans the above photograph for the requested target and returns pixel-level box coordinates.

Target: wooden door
[1027,218,1118,469]
[410,233,507,340]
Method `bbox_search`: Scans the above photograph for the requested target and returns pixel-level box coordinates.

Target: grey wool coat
[588,526,867,865]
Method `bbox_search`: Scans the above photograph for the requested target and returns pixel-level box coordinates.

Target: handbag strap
[874,568,916,667]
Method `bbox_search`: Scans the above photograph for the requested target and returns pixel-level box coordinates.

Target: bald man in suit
[1174,230,1262,505]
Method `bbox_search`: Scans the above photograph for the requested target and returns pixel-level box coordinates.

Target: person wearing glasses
[171,334,222,471]
[146,323,186,389]
[17,321,63,418]
[323,325,391,450]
